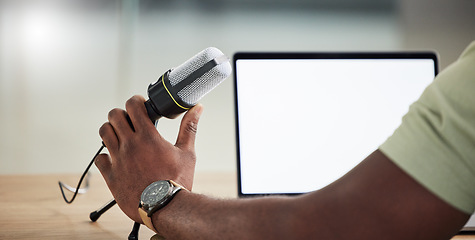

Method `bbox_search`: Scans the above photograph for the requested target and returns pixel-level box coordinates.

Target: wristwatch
[138,180,187,233]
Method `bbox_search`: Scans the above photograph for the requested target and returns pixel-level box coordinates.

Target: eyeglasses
[58,142,141,240]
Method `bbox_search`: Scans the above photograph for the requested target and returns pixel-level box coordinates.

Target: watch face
[141,180,171,207]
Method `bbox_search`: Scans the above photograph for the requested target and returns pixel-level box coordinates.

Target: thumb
[175,104,204,150]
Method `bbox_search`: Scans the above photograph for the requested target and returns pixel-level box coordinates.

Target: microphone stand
[90,199,141,240]
[89,199,116,222]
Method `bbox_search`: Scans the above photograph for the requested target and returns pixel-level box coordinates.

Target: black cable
[58,143,105,204]
[59,141,140,240]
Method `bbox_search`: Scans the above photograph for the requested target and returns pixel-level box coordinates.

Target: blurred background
[0,0,474,175]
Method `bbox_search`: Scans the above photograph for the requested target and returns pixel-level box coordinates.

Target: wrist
[150,188,194,238]
[138,180,189,234]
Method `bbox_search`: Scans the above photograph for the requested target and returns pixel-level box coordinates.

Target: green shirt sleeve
[379,41,475,214]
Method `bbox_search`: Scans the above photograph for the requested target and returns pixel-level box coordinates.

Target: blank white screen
[236,58,435,194]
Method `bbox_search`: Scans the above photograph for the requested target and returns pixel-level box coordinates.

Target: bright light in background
[21,5,63,56]
[11,3,114,89]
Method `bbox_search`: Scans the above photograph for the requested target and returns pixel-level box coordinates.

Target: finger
[108,108,134,141]
[99,122,119,151]
[175,104,203,150]
[125,95,156,133]
[94,153,113,180]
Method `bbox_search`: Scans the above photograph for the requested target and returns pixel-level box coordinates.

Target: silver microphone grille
[168,47,232,105]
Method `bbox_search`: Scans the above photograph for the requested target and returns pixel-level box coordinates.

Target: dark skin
[96,95,469,239]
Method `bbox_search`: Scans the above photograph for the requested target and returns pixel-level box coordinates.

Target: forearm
[153,191,318,240]
[151,150,470,240]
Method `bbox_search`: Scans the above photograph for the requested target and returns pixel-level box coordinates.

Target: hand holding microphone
[59,47,231,228]
[96,47,231,221]
[95,47,231,226]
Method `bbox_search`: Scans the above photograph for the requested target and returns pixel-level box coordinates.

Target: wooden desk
[0,172,236,239]
[0,173,473,239]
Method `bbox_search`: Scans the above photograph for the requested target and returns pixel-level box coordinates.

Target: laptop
[232,51,475,229]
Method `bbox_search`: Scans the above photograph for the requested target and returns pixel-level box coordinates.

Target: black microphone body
[144,70,192,121]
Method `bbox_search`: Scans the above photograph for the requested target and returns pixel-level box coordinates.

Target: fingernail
[194,104,204,118]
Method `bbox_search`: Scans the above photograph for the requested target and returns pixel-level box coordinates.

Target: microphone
[85,47,231,225]
[144,47,232,122]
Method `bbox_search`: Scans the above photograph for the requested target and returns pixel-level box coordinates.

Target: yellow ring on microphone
[161,75,190,110]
